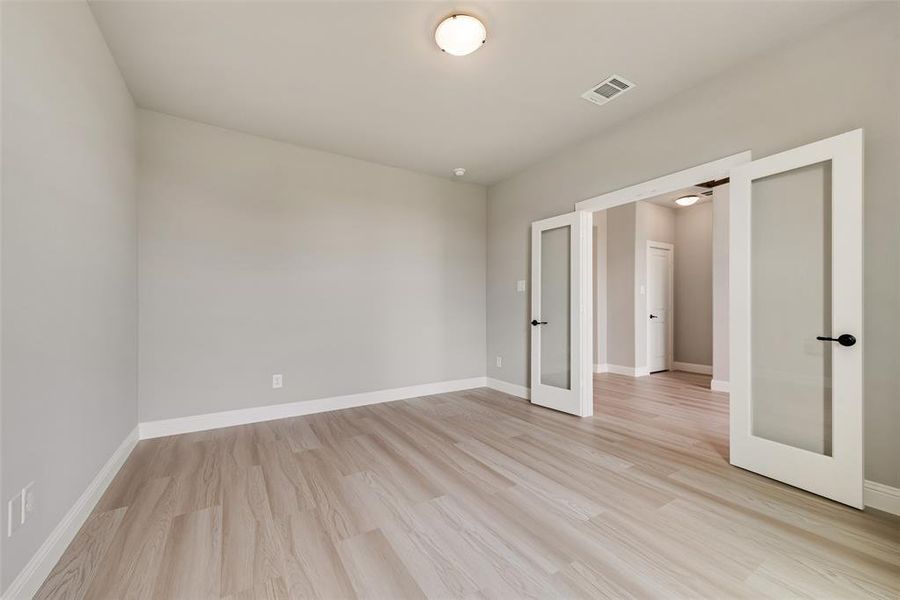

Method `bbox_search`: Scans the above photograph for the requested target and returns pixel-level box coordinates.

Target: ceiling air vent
[581,75,635,106]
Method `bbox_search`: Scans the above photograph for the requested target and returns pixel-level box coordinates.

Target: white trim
[594,363,607,373]
[710,379,731,393]
[2,427,139,600]
[605,364,634,376]
[486,378,530,400]
[673,361,713,375]
[139,377,487,439]
[601,364,649,377]
[645,241,675,373]
[575,152,752,213]
[864,481,900,516]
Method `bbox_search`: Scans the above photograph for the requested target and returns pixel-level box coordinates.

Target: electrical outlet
[272,374,283,389]
[22,482,35,524]
[496,355,502,368]
[7,493,23,537]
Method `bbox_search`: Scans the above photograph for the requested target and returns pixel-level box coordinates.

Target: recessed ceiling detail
[581,75,635,106]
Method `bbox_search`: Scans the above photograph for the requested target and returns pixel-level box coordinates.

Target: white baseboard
[139,377,488,439]
[604,364,630,375]
[601,364,651,377]
[710,379,730,393]
[864,480,900,516]
[672,361,713,375]
[2,427,139,600]
[486,377,530,400]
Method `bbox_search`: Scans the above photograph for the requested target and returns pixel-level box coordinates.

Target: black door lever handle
[816,334,856,347]
[649,314,658,319]
[531,319,548,326]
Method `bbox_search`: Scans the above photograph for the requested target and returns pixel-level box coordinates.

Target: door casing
[576,151,749,383]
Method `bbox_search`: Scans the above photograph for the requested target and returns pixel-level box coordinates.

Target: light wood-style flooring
[37,371,900,599]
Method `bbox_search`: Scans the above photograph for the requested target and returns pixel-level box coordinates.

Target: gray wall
[1,1,137,590]
[604,204,636,367]
[485,5,900,487]
[138,110,487,422]
[674,202,714,366]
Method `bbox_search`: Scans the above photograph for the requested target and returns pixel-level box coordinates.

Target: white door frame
[645,241,674,373]
[575,151,751,380]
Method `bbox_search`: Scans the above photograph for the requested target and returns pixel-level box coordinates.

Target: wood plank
[219,466,285,597]
[337,530,426,600]
[34,508,126,600]
[153,506,222,599]
[82,477,177,599]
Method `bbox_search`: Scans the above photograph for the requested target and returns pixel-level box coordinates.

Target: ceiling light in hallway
[435,15,486,56]
[675,195,699,206]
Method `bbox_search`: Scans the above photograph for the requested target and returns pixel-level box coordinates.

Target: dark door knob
[649,314,658,319]
[816,334,857,347]
[531,319,548,326]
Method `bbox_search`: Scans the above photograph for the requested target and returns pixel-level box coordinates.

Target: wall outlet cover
[496,356,502,368]
[272,374,283,389]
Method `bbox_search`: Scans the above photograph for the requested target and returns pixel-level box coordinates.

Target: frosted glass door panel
[540,225,571,389]
[750,161,832,456]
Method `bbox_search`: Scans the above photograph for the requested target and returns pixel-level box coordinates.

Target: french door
[730,129,864,508]
[529,212,592,416]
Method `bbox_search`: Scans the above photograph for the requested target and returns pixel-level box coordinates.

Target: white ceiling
[89,1,864,184]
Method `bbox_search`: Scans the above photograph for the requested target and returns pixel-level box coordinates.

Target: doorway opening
[589,177,733,390]
[589,179,730,461]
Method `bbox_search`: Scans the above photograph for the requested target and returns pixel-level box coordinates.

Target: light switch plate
[22,482,35,524]
[516,280,526,292]
[7,493,23,537]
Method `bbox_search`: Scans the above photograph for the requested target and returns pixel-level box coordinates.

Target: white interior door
[730,129,863,508]
[646,242,673,373]
[530,212,592,417]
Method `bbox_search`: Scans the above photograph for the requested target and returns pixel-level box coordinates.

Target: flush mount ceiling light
[435,14,486,56]
[452,167,467,177]
[675,195,700,207]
